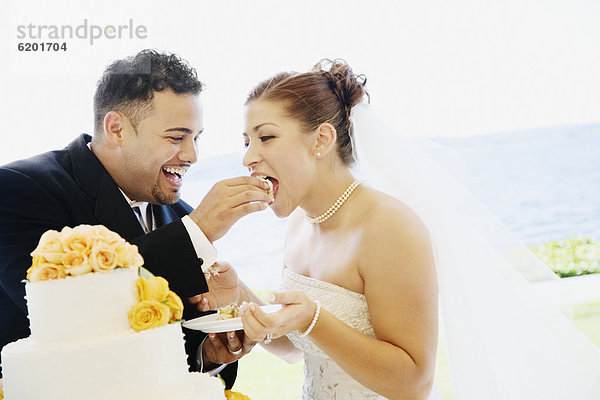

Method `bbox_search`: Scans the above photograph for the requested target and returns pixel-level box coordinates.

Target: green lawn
[230,302,600,399]
[232,347,304,399]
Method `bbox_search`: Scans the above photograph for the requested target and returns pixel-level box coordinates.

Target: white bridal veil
[349,103,600,399]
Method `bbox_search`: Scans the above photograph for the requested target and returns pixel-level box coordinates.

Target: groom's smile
[115,90,204,205]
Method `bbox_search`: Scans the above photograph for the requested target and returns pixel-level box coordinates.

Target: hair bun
[313,59,368,119]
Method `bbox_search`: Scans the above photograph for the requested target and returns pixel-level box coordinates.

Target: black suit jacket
[0,134,237,386]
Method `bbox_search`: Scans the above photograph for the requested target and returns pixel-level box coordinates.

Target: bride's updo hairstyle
[246,59,368,165]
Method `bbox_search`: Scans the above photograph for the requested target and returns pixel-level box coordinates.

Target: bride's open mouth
[255,174,279,204]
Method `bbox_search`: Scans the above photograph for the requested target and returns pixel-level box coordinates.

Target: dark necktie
[132,205,153,233]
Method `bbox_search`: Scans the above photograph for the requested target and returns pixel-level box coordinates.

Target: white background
[1,0,599,164]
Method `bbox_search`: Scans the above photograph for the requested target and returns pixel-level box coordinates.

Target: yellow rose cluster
[127,276,184,332]
[26,225,144,282]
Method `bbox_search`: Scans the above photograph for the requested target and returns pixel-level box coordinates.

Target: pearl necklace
[305,180,362,224]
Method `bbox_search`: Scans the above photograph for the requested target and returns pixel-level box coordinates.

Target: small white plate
[182,304,283,333]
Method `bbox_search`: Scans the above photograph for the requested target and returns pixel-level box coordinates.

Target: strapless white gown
[281,268,444,400]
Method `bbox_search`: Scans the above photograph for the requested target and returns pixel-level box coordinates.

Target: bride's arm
[314,205,438,399]
[237,285,303,364]
[188,262,302,363]
[257,335,303,364]
[252,208,303,364]
[242,203,438,399]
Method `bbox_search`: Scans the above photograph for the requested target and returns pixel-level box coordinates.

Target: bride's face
[243,100,317,218]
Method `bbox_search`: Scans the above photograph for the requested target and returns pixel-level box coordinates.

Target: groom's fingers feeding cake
[0,224,227,400]
[256,175,275,203]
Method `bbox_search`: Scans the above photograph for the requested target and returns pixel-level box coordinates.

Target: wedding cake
[0,225,225,400]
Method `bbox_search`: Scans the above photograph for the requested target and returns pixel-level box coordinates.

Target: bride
[197,60,600,399]
[239,61,441,399]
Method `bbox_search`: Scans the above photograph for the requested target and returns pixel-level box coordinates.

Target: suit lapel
[95,173,145,242]
[68,134,145,241]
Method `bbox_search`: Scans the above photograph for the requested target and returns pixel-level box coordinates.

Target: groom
[0,50,271,387]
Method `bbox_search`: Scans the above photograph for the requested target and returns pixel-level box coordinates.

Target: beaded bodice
[281,268,443,400]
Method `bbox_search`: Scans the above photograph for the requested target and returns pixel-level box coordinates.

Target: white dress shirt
[119,188,218,269]
[88,142,223,372]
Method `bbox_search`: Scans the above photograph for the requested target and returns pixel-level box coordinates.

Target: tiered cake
[0,226,225,400]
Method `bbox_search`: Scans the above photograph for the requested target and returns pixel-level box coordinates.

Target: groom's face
[118,90,204,204]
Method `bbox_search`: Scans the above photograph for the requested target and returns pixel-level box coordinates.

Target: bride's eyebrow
[253,123,278,132]
[242,123,279,137]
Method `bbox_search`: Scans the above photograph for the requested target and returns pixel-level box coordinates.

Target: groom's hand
[189,261,240,311]
[202,330,255,367]
[189,177,272,242]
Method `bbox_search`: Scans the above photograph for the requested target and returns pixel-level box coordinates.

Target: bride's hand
[189,261,241,311]
[240,291,317,342]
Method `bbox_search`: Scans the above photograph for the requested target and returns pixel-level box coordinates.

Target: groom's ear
[102,111,126,147]
[313,123,337,159]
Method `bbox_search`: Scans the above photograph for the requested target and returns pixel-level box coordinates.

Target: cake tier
[1,323,225,400]
[26,267,138,344]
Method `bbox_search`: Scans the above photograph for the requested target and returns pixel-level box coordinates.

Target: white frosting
[1,323,224,400]
[1,268,225,400]
[25,267,138,344]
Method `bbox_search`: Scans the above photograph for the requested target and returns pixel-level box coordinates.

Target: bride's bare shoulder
[359,189,432,266]
[357,187,435,282]
[358,187,431,248]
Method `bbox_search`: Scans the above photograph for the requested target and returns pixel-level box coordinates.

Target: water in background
[435,124,600,244]
[181,124,600,289]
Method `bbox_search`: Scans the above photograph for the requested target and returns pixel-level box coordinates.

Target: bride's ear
[313,123,337,159]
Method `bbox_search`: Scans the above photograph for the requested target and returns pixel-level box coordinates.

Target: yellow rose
[112,241,129,262]
[136,276,170,302]
[91,225,126,246]
[165,290,184,321]
[226,390,252,400]
[60,225,94,255]
[30,254,46,268]
[115,242,144,268]
[89,243,118,272]
[62,251,92,276]
[127,299,170,332]
[27,263,67,282]
[30,229,64,264]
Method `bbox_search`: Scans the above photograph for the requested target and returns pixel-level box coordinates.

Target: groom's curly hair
[246,59,368,165]
[93,49,204,136]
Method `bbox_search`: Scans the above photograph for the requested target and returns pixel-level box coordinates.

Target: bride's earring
[316,152,322,157]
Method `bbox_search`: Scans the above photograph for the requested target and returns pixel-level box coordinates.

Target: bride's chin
[270,201,295,219]
[272,207,292,219]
